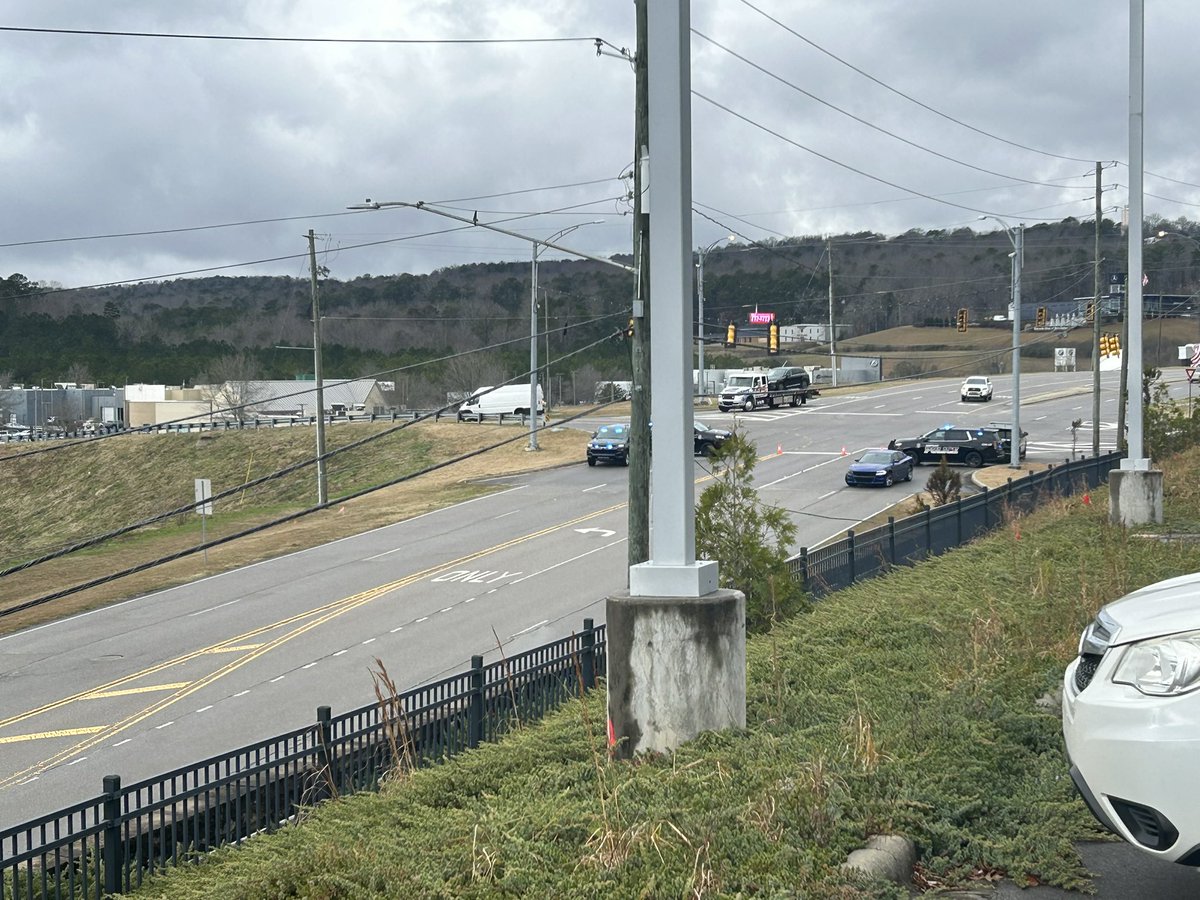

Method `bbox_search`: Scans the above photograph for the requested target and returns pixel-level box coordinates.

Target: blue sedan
[845,449,914,487]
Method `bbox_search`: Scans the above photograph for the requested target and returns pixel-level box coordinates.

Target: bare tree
[198,352,264,422]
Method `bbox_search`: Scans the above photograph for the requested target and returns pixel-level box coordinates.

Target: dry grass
[0,420,588,635]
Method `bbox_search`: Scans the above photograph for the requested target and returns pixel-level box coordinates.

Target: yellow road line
[200,644,263,654]
[81,682,192,700]
[0,727,106,745]
[0,501,628,787]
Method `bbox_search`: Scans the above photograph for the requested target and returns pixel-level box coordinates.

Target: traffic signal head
[1109,333,1120,354]
[1035,306,1047,328]
[767,322,779,355]
[1099,334,1110,356]
[1086,301,1096,321]
[625,317,635,338]
[725,322,737,347]
[956,308,968,332]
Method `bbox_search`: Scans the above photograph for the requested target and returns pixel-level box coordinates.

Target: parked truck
[717,366,820,412]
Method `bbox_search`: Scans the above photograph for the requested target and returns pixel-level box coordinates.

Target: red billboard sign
[748,311,775,324]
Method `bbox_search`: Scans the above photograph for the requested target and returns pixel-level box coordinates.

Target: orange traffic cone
[777,444,783,455]
[840,447,848,457]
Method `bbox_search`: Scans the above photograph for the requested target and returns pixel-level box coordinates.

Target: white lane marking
[416,616,429,623]
[760,453,852,489]
[333,650,348,657]
[196,705,213,713]
[874,404,886,409]
[801,410,904,417]
[270,675,285,683]
[511,619,549,639]
[187,598,244,617]
[234,690,250,697]
[362,638,376,645]
[390,626,404,633]
[439,607,452,614]
[19,776,39,784]
[302,663,317,670]
[1073,406,1083,410]
[68,757,88,766]
[510,538,625,586]
[816,490,836,502]
[1036,415,1047,420]
[113,739,132,747]
[914,410,968,415]
[581,483,607,493]
[155,721,175,730]
[493,509,521,520]
[464,597,474,603]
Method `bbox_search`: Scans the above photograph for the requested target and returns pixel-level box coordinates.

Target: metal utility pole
[627,0,651,569]
[1125,0,1147,466]
[828,237,838,387]
[306,229,328,505]
[529,243,541,451]
[1011,224,1024,469]
[1092,162,1102,457]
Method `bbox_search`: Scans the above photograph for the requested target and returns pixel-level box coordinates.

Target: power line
[733,0,1100,165]
[0,25,597,45]
[692,29,1092,191]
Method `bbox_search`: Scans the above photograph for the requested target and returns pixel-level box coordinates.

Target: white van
[457,384,545,422]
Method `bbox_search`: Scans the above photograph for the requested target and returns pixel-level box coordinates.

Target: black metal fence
[1,620,605,899]
[790,452,1123,597]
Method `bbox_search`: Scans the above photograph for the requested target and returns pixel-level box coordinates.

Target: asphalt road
[1,369,1190,831]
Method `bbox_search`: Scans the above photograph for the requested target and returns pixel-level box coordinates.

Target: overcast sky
[2,1,1197,293]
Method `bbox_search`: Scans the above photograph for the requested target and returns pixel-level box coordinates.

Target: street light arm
[348,200,634,272]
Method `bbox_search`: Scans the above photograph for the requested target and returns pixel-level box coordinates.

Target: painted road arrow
[574,527,617,537]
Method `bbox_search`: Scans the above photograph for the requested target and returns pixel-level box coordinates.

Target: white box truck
[457,384,545,422]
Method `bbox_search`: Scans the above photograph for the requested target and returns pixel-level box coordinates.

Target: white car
[960,376,993,402]
[1062,572,1200,864]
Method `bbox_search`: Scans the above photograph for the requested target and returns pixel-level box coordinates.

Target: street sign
[748,311,775,324]
[194,478,213,516]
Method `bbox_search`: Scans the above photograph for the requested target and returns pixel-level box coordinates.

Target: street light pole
[695,235,733,398]
[306,229,328,504]
[981,216,1024,469]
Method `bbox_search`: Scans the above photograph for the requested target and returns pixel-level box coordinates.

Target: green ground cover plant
[129,445,1200,898]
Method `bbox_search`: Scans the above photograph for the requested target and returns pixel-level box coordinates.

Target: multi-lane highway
[0,369,1187,825]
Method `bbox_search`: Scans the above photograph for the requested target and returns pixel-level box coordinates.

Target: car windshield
[594,425,627,439]
[965,377,988,385]
[726,375,755,387]
[858,450,893,464]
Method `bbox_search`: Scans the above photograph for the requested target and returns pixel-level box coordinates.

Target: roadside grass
[0,421,588,635]
[130,446,1200,899]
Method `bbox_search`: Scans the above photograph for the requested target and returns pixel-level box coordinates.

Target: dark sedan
[845,449,914,487]
[693,422,731,456]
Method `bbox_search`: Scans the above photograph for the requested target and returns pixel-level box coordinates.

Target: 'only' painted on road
[431,569,521,584]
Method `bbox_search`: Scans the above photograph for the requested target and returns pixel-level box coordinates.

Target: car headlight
[875,469,887,476]
[1112,631,1200,695]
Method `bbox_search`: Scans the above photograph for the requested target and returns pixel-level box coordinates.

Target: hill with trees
[2,216,1197,406]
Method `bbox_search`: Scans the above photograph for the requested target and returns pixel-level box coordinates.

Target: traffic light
[1109,333,1120,355]
[956,308,968,332]
[625,317,635,338]
[724,322,737,347]
[1099,334,1110,357]
[767,322,780,355]
[1086,301,1096,321]
[1035,306,1047,328]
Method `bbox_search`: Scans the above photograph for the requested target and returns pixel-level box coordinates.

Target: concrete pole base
[605,588,745,759]
[1108,468,1164,526]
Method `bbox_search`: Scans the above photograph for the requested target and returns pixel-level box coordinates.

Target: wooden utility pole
[307,229,328,505]
[627,0,650,570]
[1092,162,1102,456]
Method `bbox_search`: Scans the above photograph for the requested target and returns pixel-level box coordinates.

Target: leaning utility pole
[307,229,328,505]
[627,0,651,570]
[1092,162,1102,457]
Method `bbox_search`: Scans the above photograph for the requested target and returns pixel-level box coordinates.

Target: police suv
[887,425,1004,468]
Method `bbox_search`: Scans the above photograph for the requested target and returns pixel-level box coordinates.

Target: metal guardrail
[790,452,1124,597]
[1,620,605,899]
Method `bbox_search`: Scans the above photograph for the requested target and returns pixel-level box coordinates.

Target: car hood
[701,428,732,439]
[847,461,890,472]
[1098,571,1200,644]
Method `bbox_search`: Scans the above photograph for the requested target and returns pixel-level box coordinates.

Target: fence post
[955,495,963,545]
[981,486,989,530]
[797,547,809,593]
[846,529,856,585]
[316,706,332,791]
[580,618,596,690]
[468,655,484,749]
[924,506,933,559]
[102,774,123,896]
[887,516,896,568]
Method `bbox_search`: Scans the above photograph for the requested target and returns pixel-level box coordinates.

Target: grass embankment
[0,420,588,634]
[131,448,1200,899]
